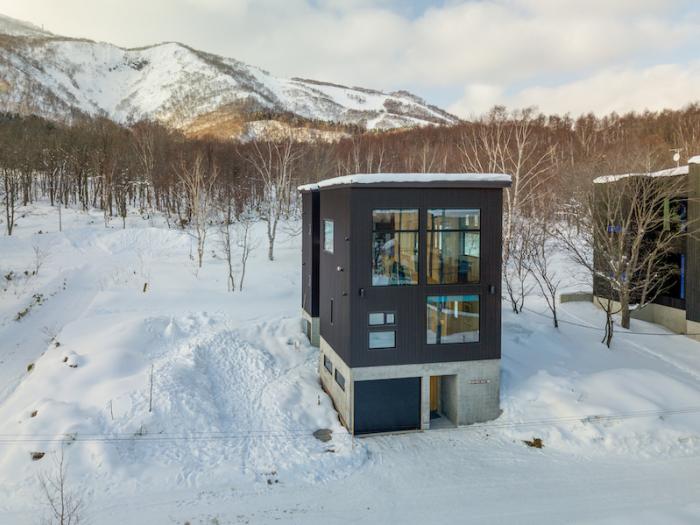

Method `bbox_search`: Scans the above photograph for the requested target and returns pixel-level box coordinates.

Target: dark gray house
[592,157,700,340]
[299,173,511,434]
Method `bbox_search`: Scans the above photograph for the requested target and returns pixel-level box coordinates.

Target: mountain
[0,14,458,140]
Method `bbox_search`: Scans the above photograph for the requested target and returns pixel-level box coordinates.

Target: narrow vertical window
[330,298,334,324]
[427,209,480,284]
[324,220,334,253]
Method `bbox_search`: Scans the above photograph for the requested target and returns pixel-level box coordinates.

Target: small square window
[324,220,334,253]
[369,330,395,349]
[385,313,395,324]
[335,369,345,391]
[369,312,385,325]
[323,355,333,374]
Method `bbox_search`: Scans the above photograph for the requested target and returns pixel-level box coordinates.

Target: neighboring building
[299,173,511,435]
[592,158,700,340]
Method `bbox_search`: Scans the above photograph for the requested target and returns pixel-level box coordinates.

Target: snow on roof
[688,155,700,164]
[593,165,689,184]
[298,173,512,191]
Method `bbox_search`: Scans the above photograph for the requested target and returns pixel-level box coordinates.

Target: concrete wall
[593,295,688,335]
[319,336,353,429]
[321,336,501,433]
[301,309,320,347]
[688,320,700,343]
[440,375,459,425]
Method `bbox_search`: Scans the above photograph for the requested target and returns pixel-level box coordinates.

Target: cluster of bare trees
[1,105,699,336]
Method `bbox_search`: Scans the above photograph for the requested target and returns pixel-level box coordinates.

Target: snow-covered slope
[0,17,457,137]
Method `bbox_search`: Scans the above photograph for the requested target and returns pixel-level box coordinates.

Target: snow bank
[594,165,688,184]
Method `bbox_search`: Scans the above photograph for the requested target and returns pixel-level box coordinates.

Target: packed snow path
[1,204,700,524]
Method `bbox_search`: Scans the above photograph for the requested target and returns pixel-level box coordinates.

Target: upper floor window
[427,209,480,284]
[324,220,334,253]
[372,209,419,286]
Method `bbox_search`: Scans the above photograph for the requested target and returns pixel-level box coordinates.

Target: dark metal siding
[354,378,421,434]
[319,187,353,364]
[688,164,700,322]
[301,190,320,317]
[347,187,503,368]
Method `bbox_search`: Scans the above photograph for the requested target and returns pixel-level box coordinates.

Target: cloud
[450,62,700,117]
[0,0,697,116]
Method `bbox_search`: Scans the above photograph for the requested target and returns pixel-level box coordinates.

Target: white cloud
[450,62,700,117]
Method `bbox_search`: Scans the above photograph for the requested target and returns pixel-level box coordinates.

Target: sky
[1,0,699,118]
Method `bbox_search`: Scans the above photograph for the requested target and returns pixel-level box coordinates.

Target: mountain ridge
[0,15,458,140]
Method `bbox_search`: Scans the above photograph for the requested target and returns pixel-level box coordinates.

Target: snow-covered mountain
[0,14,457,138]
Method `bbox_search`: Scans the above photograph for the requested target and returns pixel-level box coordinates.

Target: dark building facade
[592,159,700,339]
[301,188,320,345]
[300,173,511,434]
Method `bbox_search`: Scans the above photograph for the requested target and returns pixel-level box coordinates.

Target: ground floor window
[323,354,333,374]
[335,369,346,391]
[426,295,479,344]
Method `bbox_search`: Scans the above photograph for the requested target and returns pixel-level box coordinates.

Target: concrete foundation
[320,336,501,434]
[301,309,320,347]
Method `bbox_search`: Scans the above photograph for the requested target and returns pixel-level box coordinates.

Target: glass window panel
[335,369,345,391]
[369,312,385,325]
[427,231,480,284]
[427,209,480,230]
[369,330,396,349]
[372,209,419,232]
[426,295,479,344]
[385,313,395,324]
[372,232,418,285]
[323,354,333,373]
[323,220,334,253]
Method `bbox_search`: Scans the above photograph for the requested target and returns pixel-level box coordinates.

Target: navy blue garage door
[354,377,421,435]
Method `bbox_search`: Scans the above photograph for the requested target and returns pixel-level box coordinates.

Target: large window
[323,220,334,253]
[372,209,419,286]
[427,209,480,284]
[426,295,479,344]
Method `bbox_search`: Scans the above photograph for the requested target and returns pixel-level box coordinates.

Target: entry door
[430,376,439,412]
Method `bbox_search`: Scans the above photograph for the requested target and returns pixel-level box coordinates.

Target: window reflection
[372,209,418,286]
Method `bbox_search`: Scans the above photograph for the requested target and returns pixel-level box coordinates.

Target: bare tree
[219,203,236,293]
[2,167,18,235]
[558,172,694,347]
[32,240,50,277]
[525,217,561,327]
[236,209,258,291]
[503,216,535,313]
[458,106,557,261]
[242,138,302,261]
[38,446,84,525]
[177,154,219,269]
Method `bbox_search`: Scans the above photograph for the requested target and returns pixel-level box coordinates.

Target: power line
[1,405,699,444]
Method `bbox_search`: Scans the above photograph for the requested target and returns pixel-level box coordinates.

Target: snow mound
[0,312,365,496]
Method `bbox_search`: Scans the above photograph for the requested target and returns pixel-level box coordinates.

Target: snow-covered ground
[1,203,700,524]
